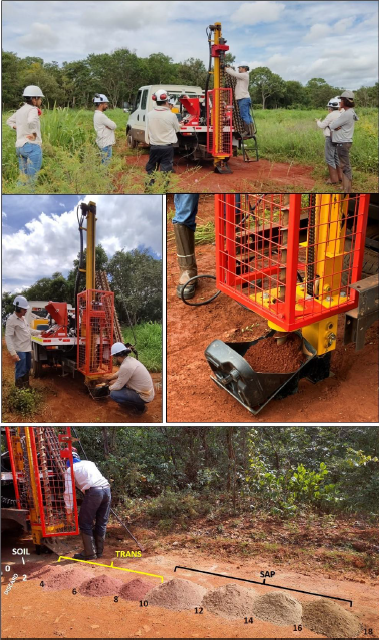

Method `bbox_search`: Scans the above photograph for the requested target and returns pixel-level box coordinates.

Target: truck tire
[126,130,138,149]
[31,349,43,378]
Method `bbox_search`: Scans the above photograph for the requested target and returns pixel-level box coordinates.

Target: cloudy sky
[2,195,162,292]
[2,0,378,87]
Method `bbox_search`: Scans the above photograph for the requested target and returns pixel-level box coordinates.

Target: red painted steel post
[284,195,302,329]
[27,427,47,535]
[5,428,21,509]
[350,194,370,304]
[65,427,79,534]
[225,194,237,287]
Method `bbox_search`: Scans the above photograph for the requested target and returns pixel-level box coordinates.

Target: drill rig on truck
[2,427,79,554]
[205,193,372,414]
[31,202,115,396]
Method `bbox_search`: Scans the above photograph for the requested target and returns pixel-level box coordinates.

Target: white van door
[132,88,148,142]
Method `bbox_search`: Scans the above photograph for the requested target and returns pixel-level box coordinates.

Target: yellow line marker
[57,556,164,583]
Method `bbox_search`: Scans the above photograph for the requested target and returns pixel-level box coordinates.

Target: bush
[122,322,162,373]
[146,489,212,520]
[6,387,42,416]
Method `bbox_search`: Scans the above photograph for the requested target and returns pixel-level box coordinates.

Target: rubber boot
[173,224,197,300]
[94,533,105,558]
[325,165,339,184]
[337,166,343,182]
[341,173,352,193]
[242,122,251,138]
[248,123,255,137]
[73,531,97,560]
[15,377,24,389]
[23,373,30,389]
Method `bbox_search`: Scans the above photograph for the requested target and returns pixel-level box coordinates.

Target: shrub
[6,387,42,416]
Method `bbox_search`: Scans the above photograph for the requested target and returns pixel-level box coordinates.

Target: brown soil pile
[35,565,96,592]
[302,600,362,638]
[252,592,302,626]
[147,578,207,611]
[244,334,306,373]
[202,583,257,619]
[78,574,123,598]
[120,578,156,601]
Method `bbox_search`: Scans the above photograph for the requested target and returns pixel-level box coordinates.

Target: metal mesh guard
[207,88,233,157]
[77,289,114,377]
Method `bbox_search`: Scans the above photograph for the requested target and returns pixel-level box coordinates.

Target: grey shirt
[329,109,358,143]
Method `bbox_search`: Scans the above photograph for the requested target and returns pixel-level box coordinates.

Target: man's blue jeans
[78,486,111,537]
[16,143,42,177]
[110,387,146,411]
[100,145,112,164]
[15,352,31,381]
[173,194,200,232]
[238,98,253,125]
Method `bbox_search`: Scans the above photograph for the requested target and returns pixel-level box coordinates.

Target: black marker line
[174,566,353,607]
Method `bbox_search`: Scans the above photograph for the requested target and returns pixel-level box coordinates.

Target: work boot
[94,533,106,558]
[23,373,30,389]
[173,224,197,300]
[15,377,24,389]
[325,165,339,184]
[73,532,97,560]
[242,122,251,138]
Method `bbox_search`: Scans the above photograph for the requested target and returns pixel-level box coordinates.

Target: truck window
[134,90,142,112]
[141,89,148,110]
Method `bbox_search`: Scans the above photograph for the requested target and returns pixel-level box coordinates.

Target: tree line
[2,245,162,326]
[3,49,378,111]
[73,426,379,516]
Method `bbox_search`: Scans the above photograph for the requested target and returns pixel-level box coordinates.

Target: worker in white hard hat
[6,85,44,183]
[93,93,117,164]
[315,97,344,185]
[145,89,180,192]
[5,296,42,389]
[225,64,253,136]
[103,342,155,414]
[329,90,359,193]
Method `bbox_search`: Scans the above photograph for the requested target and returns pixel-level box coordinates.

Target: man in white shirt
[316,97,343,185]
[63,448,111,560]
[93,93,117,164]
[6,85,44,183]
[105,342,155,415]
[225,65,253,135]
[5,295,42,389]
[329,90,359,193]
[145,89,180,191]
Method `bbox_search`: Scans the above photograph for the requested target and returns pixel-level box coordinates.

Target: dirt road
[166,197,379,423]
[2,522,378,639]
[1,347,162,424]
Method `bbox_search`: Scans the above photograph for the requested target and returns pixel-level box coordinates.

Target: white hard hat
[23,85,44,98]
[327,97,340,108]
[338,90,354,100]
[93,93,109,104]
[152,89,168,102]
[111,342,129,356]
[238,64,250,70]
[13,295,29,310]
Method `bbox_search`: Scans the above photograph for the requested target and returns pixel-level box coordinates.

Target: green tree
[249,66,285,109]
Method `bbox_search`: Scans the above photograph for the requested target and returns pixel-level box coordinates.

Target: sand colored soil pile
[147,578,207,611]
[120,578,156,601]
[35,565,96,592]
[252,592,302,626]
[202,583,257,619]
[79,574,123,598]
[244,334,306,373]
[302,599,362,638]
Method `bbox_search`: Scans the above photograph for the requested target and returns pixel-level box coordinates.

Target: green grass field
[2,106,378,193]
[122,322,162,373]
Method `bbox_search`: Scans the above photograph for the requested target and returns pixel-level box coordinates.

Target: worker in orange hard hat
[63,450,111,560]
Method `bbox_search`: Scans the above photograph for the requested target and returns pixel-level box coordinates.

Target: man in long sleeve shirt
[93,93,117,163]
[5,296,42,388]
[106,342,155,414]
[145,89,180,191]
[329,90,359,192]
[225,65,253,134]
[6,85,44,182]
[63,449,111,560]
[315,98,343,184]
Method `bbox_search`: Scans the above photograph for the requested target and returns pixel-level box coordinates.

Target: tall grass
[249,107,378,174]
[122,322,162,373]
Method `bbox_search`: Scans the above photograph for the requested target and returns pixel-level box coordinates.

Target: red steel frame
[215,194,370,332]
[77,289,114,377]
[5,427,79,537]
[207,88,233,157]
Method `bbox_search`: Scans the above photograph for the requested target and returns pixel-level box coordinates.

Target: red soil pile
[79,573,123,597]
[119,578,156,601]
[35,565,96,592]
[244,334,306,373]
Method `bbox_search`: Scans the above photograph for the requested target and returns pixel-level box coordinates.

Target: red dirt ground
[124,151,316,192]
[1,347,162,424]
[2,527,378,639]
[166,198,379,423]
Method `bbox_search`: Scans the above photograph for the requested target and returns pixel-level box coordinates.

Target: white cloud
[303,23,332,41]
[231,1,285,26]
[18,22,58,50]
[58,202,65,207]
[334,17,355,33]
[2,211,7,218]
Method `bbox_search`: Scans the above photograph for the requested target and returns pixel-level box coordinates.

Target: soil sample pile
[202,583,257,619]
[302,600,362,638]
[147,578,207,611]
[252,592,302,626]
[120,578,156,601]
[79,573,123,597]
[38,565,95,592]
[244,334,306,373]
